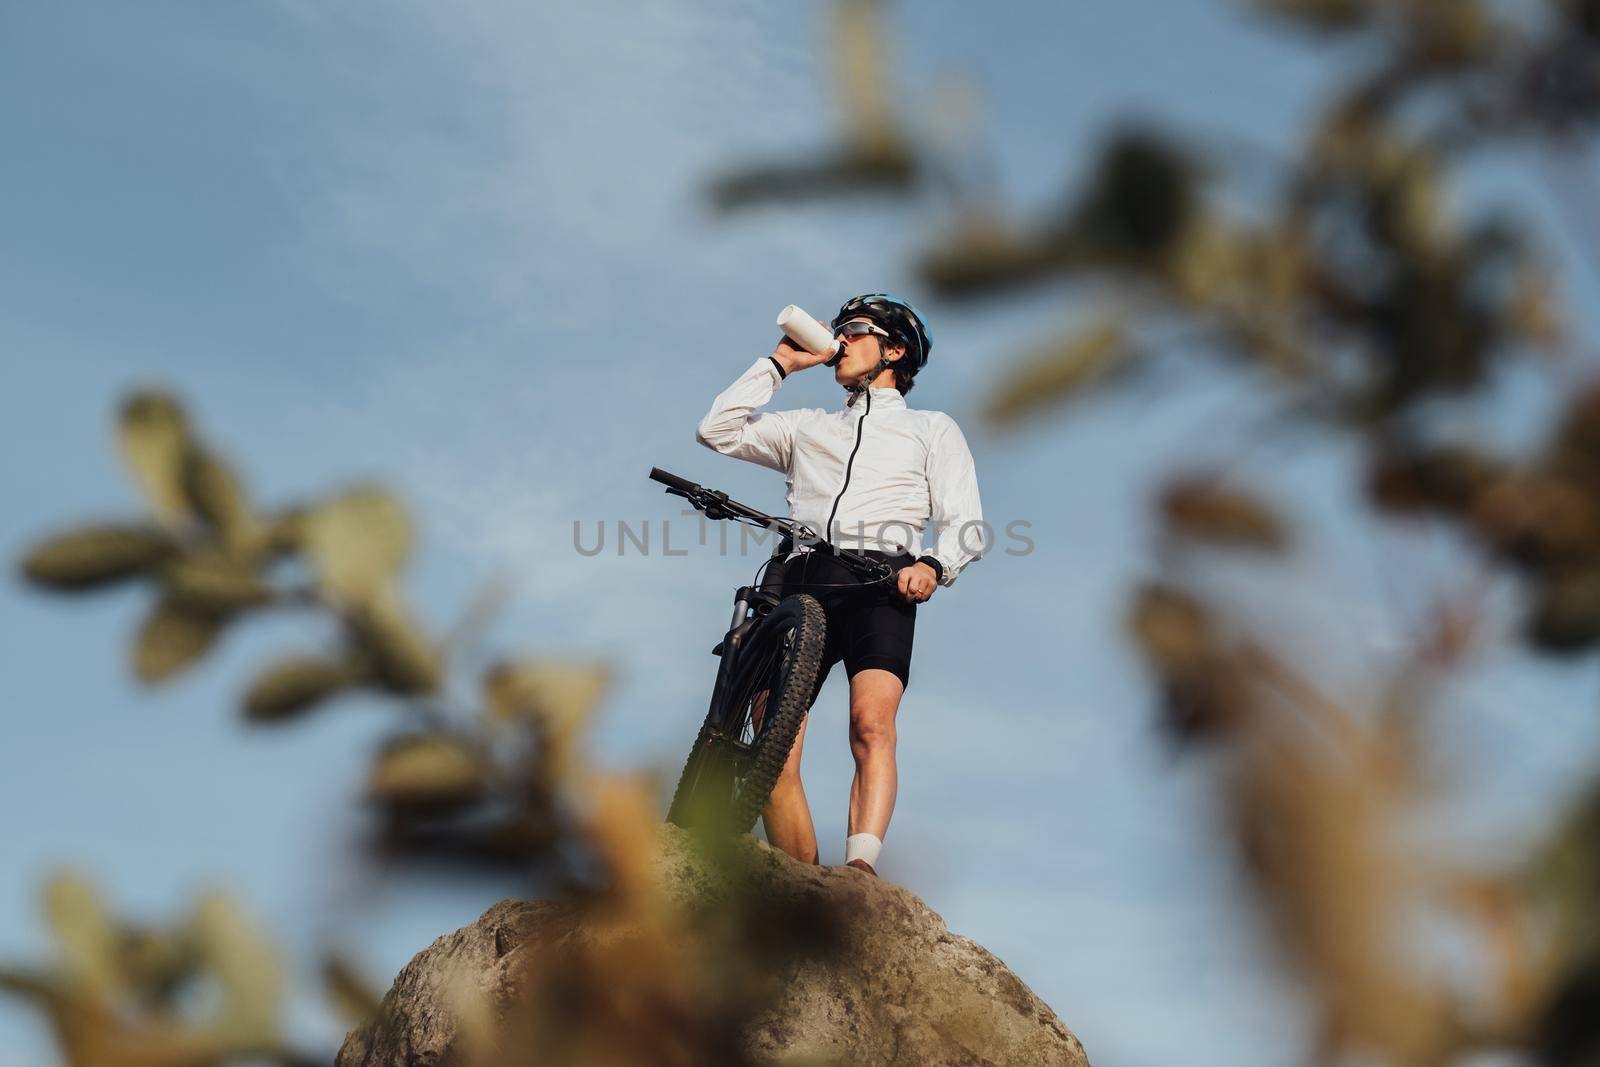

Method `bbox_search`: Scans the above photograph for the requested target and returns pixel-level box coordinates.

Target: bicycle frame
[702,560,787,764]
[653,465,898,831]
[648,465,892,765]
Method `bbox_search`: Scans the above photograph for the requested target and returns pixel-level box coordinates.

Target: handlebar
[647,467,892,583]
[650,466,773,526]
[648,467,699,494]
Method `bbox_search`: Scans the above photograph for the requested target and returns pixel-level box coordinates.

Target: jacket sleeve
[695,358,797,473]
[924,415,986,588]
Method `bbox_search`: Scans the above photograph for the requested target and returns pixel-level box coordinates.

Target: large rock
[338,825,1089,1066]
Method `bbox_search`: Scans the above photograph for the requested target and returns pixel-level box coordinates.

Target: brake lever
[699,489,735,521]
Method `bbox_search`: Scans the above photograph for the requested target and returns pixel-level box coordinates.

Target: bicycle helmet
[831,293,933,372]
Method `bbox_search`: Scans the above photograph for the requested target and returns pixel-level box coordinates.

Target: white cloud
[282,0,862,333]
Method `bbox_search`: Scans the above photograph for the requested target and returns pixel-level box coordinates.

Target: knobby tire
[667,593,826,835]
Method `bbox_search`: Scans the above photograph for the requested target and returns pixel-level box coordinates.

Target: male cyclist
[695,294,984,877]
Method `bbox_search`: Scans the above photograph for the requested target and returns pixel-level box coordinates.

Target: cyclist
[694,294,985,877]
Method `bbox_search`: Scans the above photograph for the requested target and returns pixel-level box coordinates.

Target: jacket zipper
[824,387,869,544]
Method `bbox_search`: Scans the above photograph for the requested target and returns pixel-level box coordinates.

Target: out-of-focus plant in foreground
[15,389,848,1065]
[18,388,612,872]
[0,870,322,1067]
[708,0,1600,1063]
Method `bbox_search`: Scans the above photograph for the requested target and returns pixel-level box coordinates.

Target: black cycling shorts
[760,548,919,693]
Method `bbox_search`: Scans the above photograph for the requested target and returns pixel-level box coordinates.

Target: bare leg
[760,711,818,864]
[847,669,904,851]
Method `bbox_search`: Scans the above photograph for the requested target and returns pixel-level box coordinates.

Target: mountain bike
[648,467,893,835]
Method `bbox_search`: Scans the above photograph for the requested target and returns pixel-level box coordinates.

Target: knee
[849,715,896,756]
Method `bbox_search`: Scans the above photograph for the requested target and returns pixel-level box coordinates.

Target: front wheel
[667,594,827,834]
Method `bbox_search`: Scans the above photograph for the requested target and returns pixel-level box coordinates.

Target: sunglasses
[833,320,890,340]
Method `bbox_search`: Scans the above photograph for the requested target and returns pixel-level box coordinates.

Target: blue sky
[5,3,1599,1064]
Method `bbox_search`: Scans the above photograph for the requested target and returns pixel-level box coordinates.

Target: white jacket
[696,357,986,587]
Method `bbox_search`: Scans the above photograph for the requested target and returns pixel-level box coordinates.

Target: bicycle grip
[649,467,699,494]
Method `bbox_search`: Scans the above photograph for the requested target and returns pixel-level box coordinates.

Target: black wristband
[916,555,944,582]
[768,355,788,380]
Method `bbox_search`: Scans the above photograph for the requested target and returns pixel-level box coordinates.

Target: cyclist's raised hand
[771,318,836,375]
[897,562,938,605]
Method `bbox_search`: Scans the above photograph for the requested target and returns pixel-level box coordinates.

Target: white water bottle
[776,305,840,360]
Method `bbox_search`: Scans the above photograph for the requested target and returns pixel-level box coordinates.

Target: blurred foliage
[17,0,1600,1064]
[17,388,618,873]
[706,0,1600,1064]
[0,871,322,1066]
[15,386,850,1064]
[445,779,848,1067]
[707,0,919,209]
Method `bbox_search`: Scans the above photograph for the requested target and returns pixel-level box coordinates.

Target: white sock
[844,832,883,868]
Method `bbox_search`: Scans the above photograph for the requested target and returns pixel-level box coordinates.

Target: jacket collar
[840,385,906,414]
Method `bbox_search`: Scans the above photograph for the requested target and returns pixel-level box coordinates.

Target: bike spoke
[730,625,796,749]
[667,592,824,835]
[723,623,801,801]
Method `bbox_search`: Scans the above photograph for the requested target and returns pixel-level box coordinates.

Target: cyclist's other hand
[771,320,836,375]
[897,562,938,604]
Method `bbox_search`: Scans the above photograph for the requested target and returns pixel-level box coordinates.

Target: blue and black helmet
[832,293,933,373]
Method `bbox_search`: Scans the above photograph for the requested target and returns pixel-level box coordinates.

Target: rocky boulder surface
[338,824,1089,1067]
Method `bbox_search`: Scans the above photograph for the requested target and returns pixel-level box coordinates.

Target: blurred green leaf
[356,587,442,694]
[1070,132,1197,263]
[19,524,177,592]
[706,0,919,211]
[1159,479,1290,551]
[322,952,384,1027]
[1548,385,1600,486]
[192,890,282,1045]
[1469,474,1600,568]
[183,449,261,559]
[368,733,486,815]
[300,488,411,606]
[262,509,306,556]
[0,965,58,1004]
[707,146,918,211]
[1127,584,1244,745]
[43,871,120,1002]
[485,660,610,785]
[1250,0,1370,30]
[1529,782,1600,961]
[1411,0,1491,68]
[917,221,1077,300]
[1366,443,1502,517]
[117,390,194,524]
[1129,583,1214,673]
[116,923,200,1005]
[485,660,610,724]
[162,553,273,613]
[1526,568,1600,654]
[832,0,899,152]
[242,655,362,724]
[132,597,228,684]
[1367,140,1444,251]
[981,319,1131,426]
